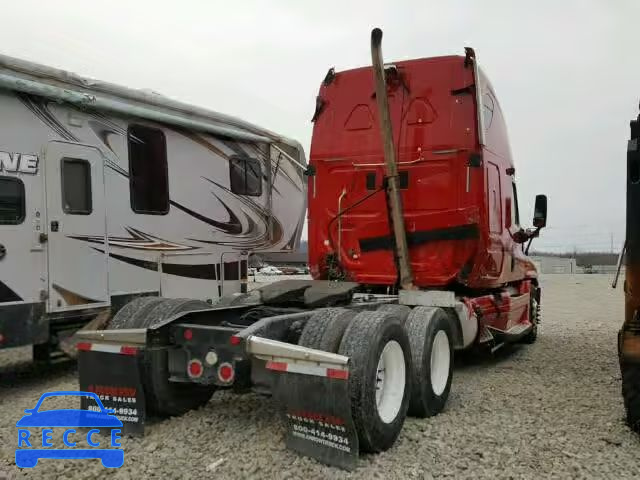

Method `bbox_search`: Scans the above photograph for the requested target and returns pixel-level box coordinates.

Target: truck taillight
[76,342,137,355]
[120,346,138,356]
[188,359,203,378]
[218,362,234,383]
[230,335,241,346]
[184,329,193,341]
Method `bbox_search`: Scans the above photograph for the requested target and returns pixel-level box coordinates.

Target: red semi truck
[76,29,547,469]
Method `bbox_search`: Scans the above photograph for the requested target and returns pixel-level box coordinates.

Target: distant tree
[530,250,619,266]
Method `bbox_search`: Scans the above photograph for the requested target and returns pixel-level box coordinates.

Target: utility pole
[611,232,614,254]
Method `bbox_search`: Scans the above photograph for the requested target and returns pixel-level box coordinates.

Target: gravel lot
[1,274,637,479]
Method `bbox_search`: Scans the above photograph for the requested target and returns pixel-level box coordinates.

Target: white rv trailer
[0,54,307,358]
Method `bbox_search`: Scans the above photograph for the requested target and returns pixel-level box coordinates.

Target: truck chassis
[76,278,538,469]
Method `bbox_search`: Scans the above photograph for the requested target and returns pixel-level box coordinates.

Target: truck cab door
[486,161,504,277]
[45,141,109,312]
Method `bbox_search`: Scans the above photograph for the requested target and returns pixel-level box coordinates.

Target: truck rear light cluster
[183,329,193,341]
[205,351,218,366]
[119,346,138,356]
[217,362,234,383]
[76,342,138,356]
[229,335,241,346]
[187,359,203,378]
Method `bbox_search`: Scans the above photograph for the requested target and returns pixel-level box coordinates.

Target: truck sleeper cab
[308,51,538,289]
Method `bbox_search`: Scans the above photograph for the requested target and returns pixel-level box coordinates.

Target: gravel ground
[0,274,637,479]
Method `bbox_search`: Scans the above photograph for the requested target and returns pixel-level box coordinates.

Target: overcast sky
[1,0,637,253]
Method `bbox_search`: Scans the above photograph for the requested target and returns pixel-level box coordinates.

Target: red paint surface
[119,345,138,356]
[465,279,532,332]
[308,55,537,289]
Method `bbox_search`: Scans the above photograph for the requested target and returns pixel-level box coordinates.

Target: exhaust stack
[370,28,415,290]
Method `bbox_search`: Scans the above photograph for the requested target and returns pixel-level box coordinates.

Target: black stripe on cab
[359,224,480,253]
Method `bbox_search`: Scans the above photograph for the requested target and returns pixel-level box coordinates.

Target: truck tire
[521,287,540,344]
[621,359,640,432]
[338,310,411,453]
[406,307,454,418]
[298,308,353,353]
[138,298,212,328]
[108,297,216,416]
[376,304,411,322]
[620,328,640,433]
[107,297,164,329]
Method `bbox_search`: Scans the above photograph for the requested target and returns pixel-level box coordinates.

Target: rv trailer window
[0,177,25,225]
[128,125,169,214]
[61,158,92,215]
[229,157,262,197]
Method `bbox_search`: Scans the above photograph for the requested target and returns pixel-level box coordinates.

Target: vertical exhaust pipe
[370,28,415,290]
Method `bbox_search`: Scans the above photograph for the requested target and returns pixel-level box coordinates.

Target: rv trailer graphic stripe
[94,249,240,280]
[197,177,284,248]
[0,280,22,303]
[17,94,79,142]
[69,227,197,252]
[18,92,295,250]
[169,200,243,236]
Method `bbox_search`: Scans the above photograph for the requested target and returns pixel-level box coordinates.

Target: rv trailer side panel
[0,90,48,348]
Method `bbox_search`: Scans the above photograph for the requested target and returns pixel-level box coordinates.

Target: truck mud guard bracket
[77,342,147,435]
[247,336,359,469]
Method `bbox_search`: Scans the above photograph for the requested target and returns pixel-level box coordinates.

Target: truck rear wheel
[338,310,411,453]
[521,286,540,344]
[109,297,216,416]
[406,307,454,418]
[376,304,411,321]
[108,297,164,329]
[298,308,353,353]
[620,328,640,432]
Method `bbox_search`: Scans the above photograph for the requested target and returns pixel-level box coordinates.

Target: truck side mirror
[533,194,547,228]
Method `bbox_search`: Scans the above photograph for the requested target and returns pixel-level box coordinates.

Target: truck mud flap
[268,362,359,470]
[77,345,146,435]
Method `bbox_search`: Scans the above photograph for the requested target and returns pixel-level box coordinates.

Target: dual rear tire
[406,307,454,418]
[108,297,217,416]
[297,304,454,453]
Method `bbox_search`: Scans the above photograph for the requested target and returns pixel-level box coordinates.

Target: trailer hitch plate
[271,368,359,470]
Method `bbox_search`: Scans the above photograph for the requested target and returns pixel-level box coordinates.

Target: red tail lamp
[217,363,234,383]
[188,359,203,378]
